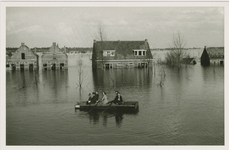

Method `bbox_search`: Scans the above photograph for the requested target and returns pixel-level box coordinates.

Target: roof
[9,43,38,58]
[206,47,224,59]
[93,40,152,60]
[48,42,62,53]
[6,48,17,53]
[41,43,67,56]
[181,58,194,64]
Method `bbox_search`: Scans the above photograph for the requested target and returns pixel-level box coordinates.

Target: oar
[87,101,100,114]
[100,102,112,114]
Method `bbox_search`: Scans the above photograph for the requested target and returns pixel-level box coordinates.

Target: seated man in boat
[90,92,97,104]
[107,92,124,105]
[87,92,97,104]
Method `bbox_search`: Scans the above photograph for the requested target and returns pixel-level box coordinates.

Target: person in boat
[107,91,123,105]
[86,93,92,104]
[95,91,99,102]
[100,91,108,105]
[90,92,97,104]
[87,92,97,104]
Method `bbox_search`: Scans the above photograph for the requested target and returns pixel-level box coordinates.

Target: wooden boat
[75,101,139,112]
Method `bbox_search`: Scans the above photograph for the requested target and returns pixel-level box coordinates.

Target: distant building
[62,47,92,55]
[201,46,224,66]
[181,58,196,65]
[41,42,68,70]
[92,39,153,69]
[151,48,203,64]
[6,43,38,70]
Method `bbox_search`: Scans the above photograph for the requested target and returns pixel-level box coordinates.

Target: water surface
[6,55,224,145]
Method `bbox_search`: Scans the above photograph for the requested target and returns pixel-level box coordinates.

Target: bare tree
[97,24,106,42]
[166,32,186,67]
[76,56,86,89]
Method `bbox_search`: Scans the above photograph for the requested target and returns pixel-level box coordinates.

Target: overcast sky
[6,7,224,48]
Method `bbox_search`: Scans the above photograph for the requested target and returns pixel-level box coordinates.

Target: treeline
[6,47,93,53]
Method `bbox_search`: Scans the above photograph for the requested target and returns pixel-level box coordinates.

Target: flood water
[6,54,224,145]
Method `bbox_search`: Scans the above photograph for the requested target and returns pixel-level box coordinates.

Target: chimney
[21,43,25,46]
[93,40,96,43]
[53,42,56,46]
[145,39,148,42]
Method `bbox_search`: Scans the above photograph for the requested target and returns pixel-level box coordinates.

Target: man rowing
[107,91,124,105]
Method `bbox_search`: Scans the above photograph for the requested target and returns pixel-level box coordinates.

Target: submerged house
[6,43,38,70]
[92,39,153,69]
[201,46,224,66]
[181,58,196,65]
[41,42,68,70]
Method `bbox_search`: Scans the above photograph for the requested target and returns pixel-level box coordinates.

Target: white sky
[6,6,224,48]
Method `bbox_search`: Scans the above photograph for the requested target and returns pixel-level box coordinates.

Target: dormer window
[103,50,115,57]
[133,49,147,56]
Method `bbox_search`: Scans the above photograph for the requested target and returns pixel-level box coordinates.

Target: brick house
[201,46,224,66]
[92,39,153,69]
[41,42,68,70]
[7,43,38,70]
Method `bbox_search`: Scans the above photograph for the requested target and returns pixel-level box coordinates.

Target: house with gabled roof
[201,46,224,66]
[92,39,153,69]
[41,42,68,70]
[6,43,38,70]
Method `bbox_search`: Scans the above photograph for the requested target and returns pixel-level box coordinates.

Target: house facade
[41,42,68,70]
[6,43,38,70]
[201,46,224,66]
[92,39,153,69]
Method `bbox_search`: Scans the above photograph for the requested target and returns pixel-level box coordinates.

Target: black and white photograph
[0,0,228,149]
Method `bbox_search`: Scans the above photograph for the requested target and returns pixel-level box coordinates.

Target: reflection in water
[114,112,124,128]
[92,68,153,89]
[85,110,136,127]
[6,70,69,107]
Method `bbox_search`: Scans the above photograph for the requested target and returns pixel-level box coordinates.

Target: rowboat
[75,101,139,112]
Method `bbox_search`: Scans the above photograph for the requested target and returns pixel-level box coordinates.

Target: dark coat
[95,93,99,101]
[90,96,97,104]
[110,95,123,105]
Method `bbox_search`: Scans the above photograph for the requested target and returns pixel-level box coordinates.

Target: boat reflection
[80,110,138,127]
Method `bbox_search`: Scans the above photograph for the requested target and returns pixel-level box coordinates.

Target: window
[135,51,137,55]
[103,50,115,57]
[103,51,107,56]
[21,53,25,59]
[111,51,115,56]
[143,51,146,55]
[53,53,56,59]
[133,50,147,56]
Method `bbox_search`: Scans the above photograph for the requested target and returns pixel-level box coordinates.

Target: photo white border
[1,1,228,150]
